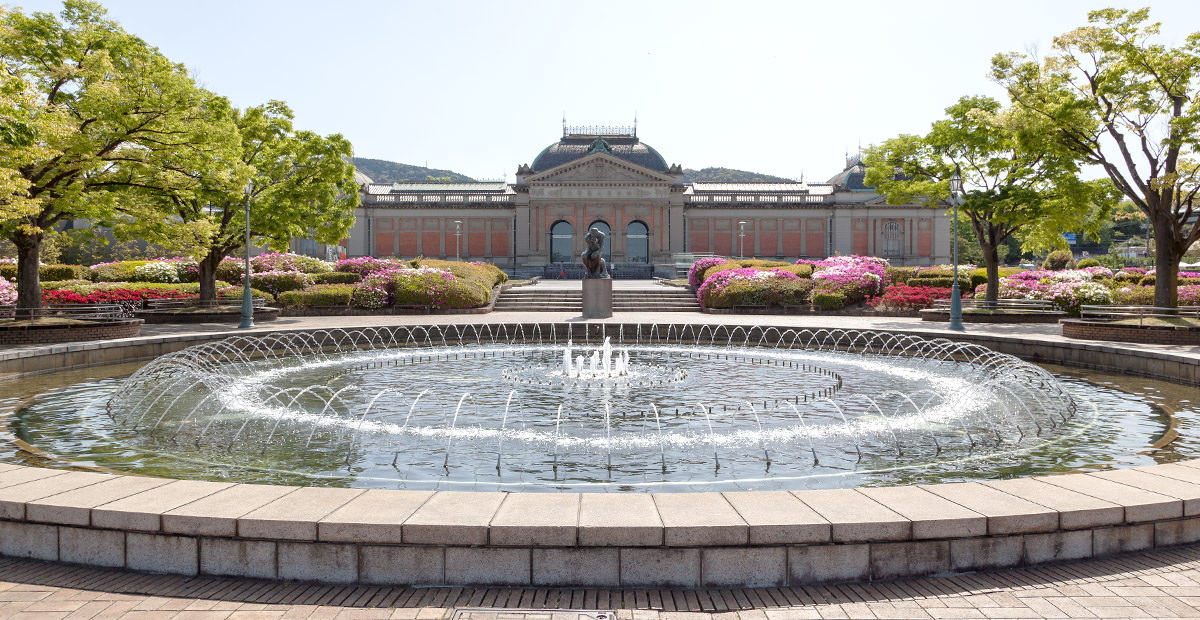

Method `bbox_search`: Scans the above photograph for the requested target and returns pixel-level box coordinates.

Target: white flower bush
[132,261,182,283]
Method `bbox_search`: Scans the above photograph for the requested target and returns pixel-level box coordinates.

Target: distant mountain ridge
[352,158,475,184]
[352,158,793,185]
[683,167,794,184]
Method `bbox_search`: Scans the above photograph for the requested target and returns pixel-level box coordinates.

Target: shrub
[1137,273,1200,287]
[217,286,276,304]
[250,252,332,274]
[810,256,886,303]
[247,271,314,296]
[42,286,193,308]
[869,284,952,311]
[39,279,91,290]
[687,257,729,287]
[389,266,488,309]
[334,256,408,276]
[1042,250,1075,271]
[351,285,388,309]
[695,268,812,308]
[0,278,14,305]
[131,261,181,283]
[216,257,246,283]
[1181,285,1200,306]
[0,263,85,281]
[968,267,1025,288]
[884,266,915,286]
[276,284,356,307]
[416,259,507,294]
[1113,286,1155,305]
[812,291,847,311]
[1076,258,1101,268]
[88,261,145,282]
[312,271,362,284]
[905,275,971,291]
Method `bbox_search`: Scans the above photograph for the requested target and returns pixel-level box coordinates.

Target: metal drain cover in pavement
[452,610,613,620]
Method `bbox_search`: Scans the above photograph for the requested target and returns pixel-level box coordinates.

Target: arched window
[882,220,903,257]
[625,221,649,263]
[550,221,574,263]
[588,220,611,262]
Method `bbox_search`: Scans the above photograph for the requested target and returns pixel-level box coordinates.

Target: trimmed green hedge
[311,272,362,284]
[698,277,814,309]
[701,260,812,284]
[968,267,1025,288]
[277,284,356,307]
[812,291,847,311]
[0,263,88,281]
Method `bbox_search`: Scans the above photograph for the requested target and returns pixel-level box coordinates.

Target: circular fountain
[49,324,1100,491]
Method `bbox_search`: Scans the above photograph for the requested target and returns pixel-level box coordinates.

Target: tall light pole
[948,166,965,332]
[738,221,747,258]
[238,182,255,330]
[454,220,462,261]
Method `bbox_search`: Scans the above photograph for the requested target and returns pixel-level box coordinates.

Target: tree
[0,0,233,313]
[991,8,1200,307]
[128,101,359,300]
[864,95,1116,302]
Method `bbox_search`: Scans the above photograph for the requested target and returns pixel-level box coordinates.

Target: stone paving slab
[6,543,1200,619]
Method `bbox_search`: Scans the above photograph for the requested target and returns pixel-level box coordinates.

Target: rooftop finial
[633,111,638,137]
[562,112,567,137]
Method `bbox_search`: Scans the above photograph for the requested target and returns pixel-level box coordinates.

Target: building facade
[346,127,951,276]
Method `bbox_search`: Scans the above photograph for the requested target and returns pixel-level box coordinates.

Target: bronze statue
[581,227,610,279]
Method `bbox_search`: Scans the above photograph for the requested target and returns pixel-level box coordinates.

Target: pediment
[526,153,675,185]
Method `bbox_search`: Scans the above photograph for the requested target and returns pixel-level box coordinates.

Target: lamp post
[948,167,965,332]
[238,182,255,330]
[738,221,747,258]
[454,220,462,261]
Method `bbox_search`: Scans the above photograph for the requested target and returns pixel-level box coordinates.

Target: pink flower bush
[0,278,16,305]
[335,257,408,276]
[696,267,811,308]
[808,256,886,302]
[250,252,331,274]
[688,257,729,287]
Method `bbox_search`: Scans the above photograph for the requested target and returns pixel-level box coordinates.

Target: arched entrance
[587,220,611,263]
[550,221,574,263]
[625,221,649,263]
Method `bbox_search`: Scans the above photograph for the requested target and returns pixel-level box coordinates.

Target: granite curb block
[1,463,1200,586]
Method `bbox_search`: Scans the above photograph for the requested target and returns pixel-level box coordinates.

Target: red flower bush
[868,284,952,311]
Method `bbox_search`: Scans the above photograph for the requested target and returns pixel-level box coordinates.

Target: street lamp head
[949,165,962,197]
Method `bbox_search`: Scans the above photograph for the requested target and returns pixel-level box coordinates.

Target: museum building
[344,127,952,277]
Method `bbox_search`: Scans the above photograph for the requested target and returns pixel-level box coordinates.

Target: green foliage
[968,267,1024,287]
[681,167,794,183]
[812,291,848,311]
[1096,254,1127,271]
[699,277,813,308]
[0,263,85,281]
[1042,250,1075,271]
[247,271,314,296]
[349,158,474,184]
[1,0,245,309]
[1138,275,1200,287]
[991,7,1200,307]
[908,275,972,290]
[311,271,361,284]
[276,283,356,307]
[863,94,1118,302]
[1076,258,1101,268]
[884,267,915,285]
[216,286,275,304]
[415,259,508,290]
[698,259,806,284]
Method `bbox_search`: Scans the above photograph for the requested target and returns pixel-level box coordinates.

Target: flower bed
[868,284,952,311]
[696,268,813,308]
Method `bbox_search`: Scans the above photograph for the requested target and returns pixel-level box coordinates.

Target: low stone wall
[1063,319,1200,346]
[920,310,1066,323]
[0,319,141,347]
[135,308,279,324]
[2,462,1200,587]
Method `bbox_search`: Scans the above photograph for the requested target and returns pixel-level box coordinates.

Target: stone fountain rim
[0,320,1198,588]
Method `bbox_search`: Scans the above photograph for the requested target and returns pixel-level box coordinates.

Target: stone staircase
[493,286,700,312]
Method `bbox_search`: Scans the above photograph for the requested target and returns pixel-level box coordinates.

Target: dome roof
[531,135,669,173]
[826,156,871,191]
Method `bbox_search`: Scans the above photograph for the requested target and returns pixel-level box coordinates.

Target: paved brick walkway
[5,544,1200,620]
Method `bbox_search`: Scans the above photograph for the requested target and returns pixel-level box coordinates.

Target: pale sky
[10,0,1200,182]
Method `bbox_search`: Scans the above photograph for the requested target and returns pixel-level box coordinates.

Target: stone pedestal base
[582,278,613,319]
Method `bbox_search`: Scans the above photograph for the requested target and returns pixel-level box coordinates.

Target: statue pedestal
[582,278,613,319]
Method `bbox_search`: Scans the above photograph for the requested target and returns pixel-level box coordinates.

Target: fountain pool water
[2,325,1191,491]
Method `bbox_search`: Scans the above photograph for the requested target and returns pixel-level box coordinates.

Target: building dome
[531,132,669,173]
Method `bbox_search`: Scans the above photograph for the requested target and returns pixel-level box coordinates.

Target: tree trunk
[981,237,1001,304]
[197,252,223,302]
[1153,215,1181,308]
[13,231,43,318]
